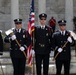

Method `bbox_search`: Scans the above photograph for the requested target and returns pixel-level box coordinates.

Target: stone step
[0,50,76,65]
[2,49,76,57]
[0,59,76,74]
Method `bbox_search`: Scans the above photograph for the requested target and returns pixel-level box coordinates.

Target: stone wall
[0,0,76,34]
[0,0,38,35]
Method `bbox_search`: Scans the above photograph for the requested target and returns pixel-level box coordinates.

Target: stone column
[65,0,73,30]
[38,0,46,25]
[11,0,19,27]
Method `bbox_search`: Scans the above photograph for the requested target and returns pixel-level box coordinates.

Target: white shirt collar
[60,30,65,35]
[16,28,21,33]
[41,25,45,29]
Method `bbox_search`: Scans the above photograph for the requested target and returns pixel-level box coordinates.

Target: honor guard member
[0,30,3,55]
[52,20,75,75]
[33,13,53,75]
[4,18,31,75]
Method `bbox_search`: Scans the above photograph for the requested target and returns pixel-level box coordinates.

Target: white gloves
[11,35,16,40]
[58,48,63,53]
[31,50,35,55]
[67,36,72,43]
[20,46,25,51]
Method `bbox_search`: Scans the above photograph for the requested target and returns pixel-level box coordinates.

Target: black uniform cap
[39,13,47,19]
[14,18,22,24]
[58,20,66,26]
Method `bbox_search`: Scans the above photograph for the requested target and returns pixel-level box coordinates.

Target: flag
[27,0,35,67]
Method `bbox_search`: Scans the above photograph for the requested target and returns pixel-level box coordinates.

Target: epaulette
[67,30,71,33]
[35,26,40,28]
[47,25,53,32]
[66,30,71,36]
[22,28,26,33]
[0,30,2,33]
[12,28,15,32]
[53,30,60,35]
[35,26,40,30]
[47,25,52,29]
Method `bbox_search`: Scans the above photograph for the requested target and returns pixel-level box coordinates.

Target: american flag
[27,0,35,67]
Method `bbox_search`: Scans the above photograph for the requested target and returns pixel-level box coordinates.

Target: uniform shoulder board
[67,30,71,33]
[0,30,2,33]
[47,25,53,32]
[22,28,26,33]
[47,25,52,28]
[55,30,59,32]
[53,30,60,35]
[36,26,40,28]
[12,28,15,32]
[35,26,40,30]
[21,28,26,33]
[66,30,70,36]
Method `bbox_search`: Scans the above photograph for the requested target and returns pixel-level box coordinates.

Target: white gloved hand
[11,35,16,40]
[31,50,35,55]
[58,48,63,53]
[67,36,72,43]
[20,46,25,51]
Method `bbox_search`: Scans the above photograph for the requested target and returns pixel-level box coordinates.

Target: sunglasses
[40,19,46,20]
[15,22,22,24]
[59,24,66,26]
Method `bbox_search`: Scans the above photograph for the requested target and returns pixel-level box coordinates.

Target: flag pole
[32,30,35,75]
[27,0,35,74]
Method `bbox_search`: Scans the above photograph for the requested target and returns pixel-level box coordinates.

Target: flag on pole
[27,0,35,67]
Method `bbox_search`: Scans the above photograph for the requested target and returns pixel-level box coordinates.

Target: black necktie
[42,27,44,29]
[17,29,19,32]
[62,32,64,36]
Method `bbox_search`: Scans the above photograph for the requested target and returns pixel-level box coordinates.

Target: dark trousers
[11,57,26,75]
[56,60,70,75]
[35,54,50,75]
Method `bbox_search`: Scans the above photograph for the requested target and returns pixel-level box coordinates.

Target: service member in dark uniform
[52,20,75,75]
[33,13,53,75]
[4,18,31,75]
[0,31,3,55]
